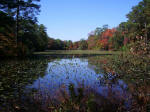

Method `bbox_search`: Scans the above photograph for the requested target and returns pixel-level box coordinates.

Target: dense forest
[0,0,150,56]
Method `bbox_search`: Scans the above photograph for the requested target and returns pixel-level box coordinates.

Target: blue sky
[38,0,141,41]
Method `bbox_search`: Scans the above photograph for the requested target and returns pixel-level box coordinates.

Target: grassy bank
[34,50,121,55]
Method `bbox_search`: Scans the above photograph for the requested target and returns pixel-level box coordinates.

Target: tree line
[72,0,150,54]
[0,0,150,56]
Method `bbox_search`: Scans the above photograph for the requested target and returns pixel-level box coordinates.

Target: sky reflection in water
[27,58,129,102]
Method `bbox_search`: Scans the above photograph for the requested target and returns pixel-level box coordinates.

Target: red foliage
[100,28,116,40]
[100,39,109,50]
[97,28,116,50]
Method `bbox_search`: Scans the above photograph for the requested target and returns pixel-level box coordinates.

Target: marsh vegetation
[0,53,150,112]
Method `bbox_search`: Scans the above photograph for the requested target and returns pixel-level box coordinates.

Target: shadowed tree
[0,0,40,56]
[127,0,150,43]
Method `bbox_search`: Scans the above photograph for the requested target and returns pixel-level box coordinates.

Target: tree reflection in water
[0,55,149,112]
[26,58,131,111]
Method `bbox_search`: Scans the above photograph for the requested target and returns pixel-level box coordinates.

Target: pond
[0,56,133,112]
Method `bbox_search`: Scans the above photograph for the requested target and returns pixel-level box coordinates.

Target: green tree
[127,0,150,42]
[79,39,88,50]
[0,0,40,56]
[111,31,124,50]
[20,21,48,54]
[0,11,16,56]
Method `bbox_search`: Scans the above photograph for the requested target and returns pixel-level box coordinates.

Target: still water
[0,56,132,111]
[26,57,130,109]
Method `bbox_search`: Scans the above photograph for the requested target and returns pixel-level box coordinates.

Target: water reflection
[27,58,131,110]
[1,55,149,111]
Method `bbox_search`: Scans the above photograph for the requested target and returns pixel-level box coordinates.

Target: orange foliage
[97,28,116,50]
[101,28,116,40]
